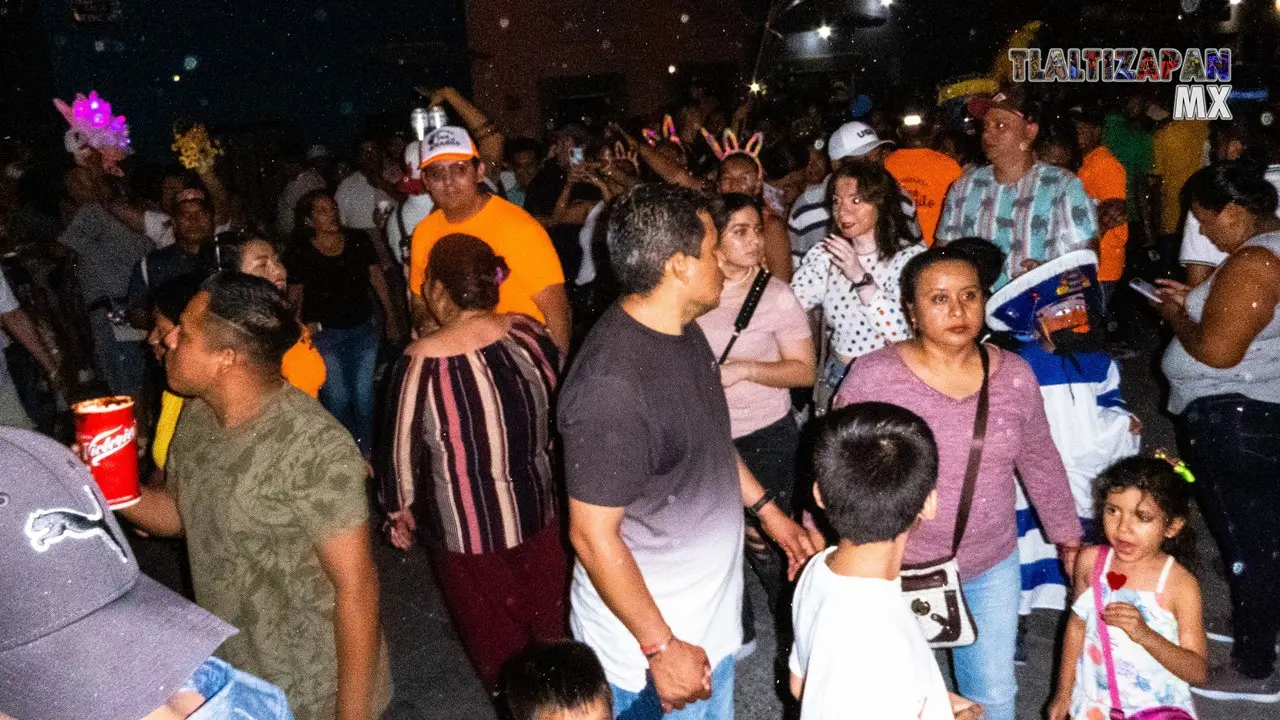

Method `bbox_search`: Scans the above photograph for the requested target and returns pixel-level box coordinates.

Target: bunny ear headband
[700,129,765,179]
[642,114,683,148]
[53,91,132,176]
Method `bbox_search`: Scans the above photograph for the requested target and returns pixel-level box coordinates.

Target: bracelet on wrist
[746,489,777,519]
[642,633,674,660]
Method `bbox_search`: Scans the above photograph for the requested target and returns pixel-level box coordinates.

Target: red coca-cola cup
[72,395,140,509]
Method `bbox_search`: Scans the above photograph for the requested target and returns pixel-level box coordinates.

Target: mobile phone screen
[1129,278,1162,303]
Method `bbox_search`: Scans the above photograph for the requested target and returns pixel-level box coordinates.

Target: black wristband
[746,489,777,518]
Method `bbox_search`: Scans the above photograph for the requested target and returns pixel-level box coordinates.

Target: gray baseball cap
[0,428,235,720]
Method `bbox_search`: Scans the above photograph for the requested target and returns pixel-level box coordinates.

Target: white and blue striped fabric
[1014,342,1141,613]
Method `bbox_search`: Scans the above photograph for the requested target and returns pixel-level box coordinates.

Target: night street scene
[3,1,1280,719]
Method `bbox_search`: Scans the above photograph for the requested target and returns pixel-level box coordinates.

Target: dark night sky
[39,0,470,156]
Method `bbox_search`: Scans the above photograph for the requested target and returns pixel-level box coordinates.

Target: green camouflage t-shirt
[169,385,373,720]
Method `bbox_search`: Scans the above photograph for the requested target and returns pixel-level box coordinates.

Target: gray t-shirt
[1163,230,1280,414]
[559,304,744,692]
[58,204,153,303]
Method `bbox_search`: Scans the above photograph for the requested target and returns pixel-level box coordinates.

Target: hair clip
[1153,449,1195,484]
[495,264,509,286]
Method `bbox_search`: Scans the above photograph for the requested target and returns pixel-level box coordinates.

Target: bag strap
[717,269,771,365]
[1093,546,1127,719]
[950,343,990,553]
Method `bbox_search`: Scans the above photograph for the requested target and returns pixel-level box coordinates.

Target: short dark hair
[813,402,939,544]
[426,233,507,311]
[825,159,918,261]
[150,273,204,325]
[606,183,713,295]
[709,192,761,233]
[201,271,301,369]
[943,237,1005,294]
[500,641,611,720]
[1182,160,1279,217]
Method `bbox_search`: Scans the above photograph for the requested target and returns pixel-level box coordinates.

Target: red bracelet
[641,633,674,659]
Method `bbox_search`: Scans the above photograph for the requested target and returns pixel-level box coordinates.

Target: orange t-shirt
[1077,146,1128,282]
[884,148,964,247]
[409,196,564,322]
[281,326,325,398]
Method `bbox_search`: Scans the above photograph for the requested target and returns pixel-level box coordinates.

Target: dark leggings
[734,415,801,626]
[1180,393,1280,678]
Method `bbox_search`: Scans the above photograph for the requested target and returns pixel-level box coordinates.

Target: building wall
[465,0,748,136]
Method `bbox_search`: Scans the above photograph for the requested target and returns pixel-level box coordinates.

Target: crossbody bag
[717,269,771,365]
[899,343,989,648]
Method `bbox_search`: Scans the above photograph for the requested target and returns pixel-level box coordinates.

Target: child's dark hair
[1094,456,1196,569]
[499,641,610,720]
[813,402,939,545]
[944,237,1005,295]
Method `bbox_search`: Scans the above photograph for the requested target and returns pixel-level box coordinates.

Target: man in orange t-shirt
[884,118,963,246]
[408,126,570,352]
[1072,109,1128,292]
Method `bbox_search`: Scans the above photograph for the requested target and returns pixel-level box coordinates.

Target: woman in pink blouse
[833,245,1080,720]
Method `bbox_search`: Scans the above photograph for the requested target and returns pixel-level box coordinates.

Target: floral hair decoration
[53,91,131,176]
[700,128,765,179]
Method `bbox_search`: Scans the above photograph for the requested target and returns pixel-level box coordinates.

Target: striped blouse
[383,314,560,555]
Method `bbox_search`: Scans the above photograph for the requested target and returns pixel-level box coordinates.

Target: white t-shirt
[1180,163,1280,268]
[386,193,434,265]
[335,171,394,231]
[790,548,953,720]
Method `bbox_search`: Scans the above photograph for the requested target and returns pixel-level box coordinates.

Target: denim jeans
[89,310,147,397]
[951,550,1020,720]
[312,318,378,455]
[1181,393,1280,678]
[611,654,734,720]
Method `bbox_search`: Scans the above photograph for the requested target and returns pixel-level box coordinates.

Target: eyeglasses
[423,161,474,183]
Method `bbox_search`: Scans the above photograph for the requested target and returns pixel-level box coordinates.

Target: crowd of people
[2,70,1280,720]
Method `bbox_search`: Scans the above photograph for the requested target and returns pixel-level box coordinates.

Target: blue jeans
[952,551,1020,720]
[312,318,378,455]
[611,654,734,720]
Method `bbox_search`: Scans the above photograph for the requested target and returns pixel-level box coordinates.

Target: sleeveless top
[1162,230,1280,414]
[1069,549,1197,719]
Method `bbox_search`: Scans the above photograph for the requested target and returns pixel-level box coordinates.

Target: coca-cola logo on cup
[82,425,137,467]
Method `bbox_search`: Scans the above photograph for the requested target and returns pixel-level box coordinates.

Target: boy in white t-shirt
[789,402,982,720]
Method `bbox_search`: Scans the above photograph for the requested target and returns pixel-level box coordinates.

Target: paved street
[132,308,1276,719]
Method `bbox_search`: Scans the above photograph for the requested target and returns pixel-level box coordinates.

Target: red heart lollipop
[1106,571,1127,591]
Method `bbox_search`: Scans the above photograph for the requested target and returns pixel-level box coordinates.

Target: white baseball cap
[827,121,894,162]
[420,126,478,169]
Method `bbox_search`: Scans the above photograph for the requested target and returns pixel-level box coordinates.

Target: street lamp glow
[668,64,677,74]
[816,25,832,39]
[172,74,181,82]
[749,82,761,93]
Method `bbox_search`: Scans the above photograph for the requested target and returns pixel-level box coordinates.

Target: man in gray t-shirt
[560,184,817,717]
[58,203,153,396]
